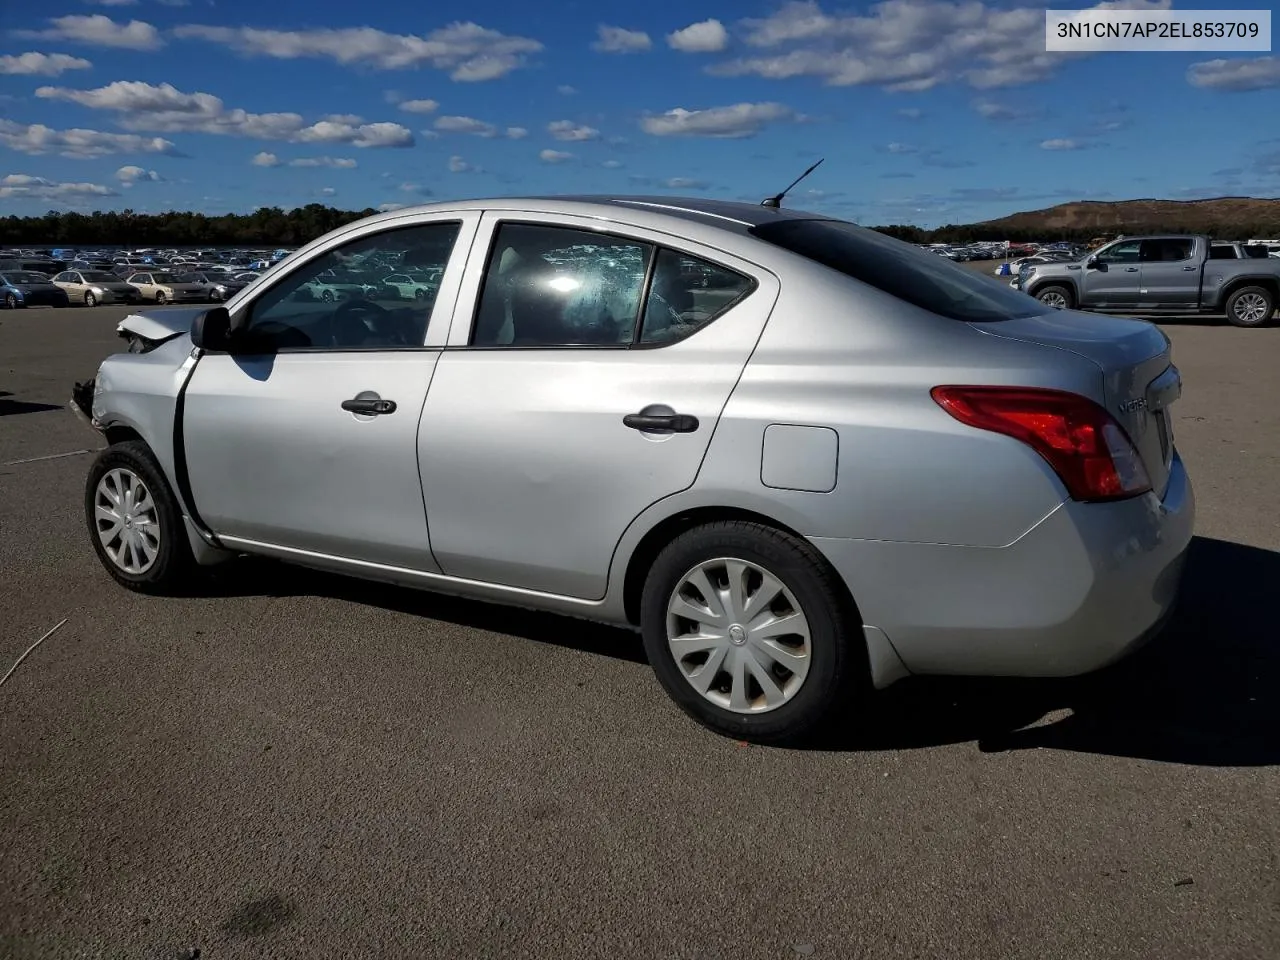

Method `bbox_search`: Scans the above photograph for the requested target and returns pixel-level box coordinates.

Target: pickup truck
[1012,235,1280,327]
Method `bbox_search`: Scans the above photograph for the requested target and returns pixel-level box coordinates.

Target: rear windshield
[81,271,118,282]
[749,218,1048,322]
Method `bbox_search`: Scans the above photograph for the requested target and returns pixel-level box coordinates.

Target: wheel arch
[1221,276,1279,306]
[1026,277,1077,302]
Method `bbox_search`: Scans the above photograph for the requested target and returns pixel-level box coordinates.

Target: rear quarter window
[749,218,1047,322]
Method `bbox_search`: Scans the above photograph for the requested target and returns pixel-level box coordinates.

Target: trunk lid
[972,309,1180,497]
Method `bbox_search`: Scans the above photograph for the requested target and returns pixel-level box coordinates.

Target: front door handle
[1124,267,1139,272]
[623,412,699,433]
[342,397,397,415]
[1182,265,1197,271]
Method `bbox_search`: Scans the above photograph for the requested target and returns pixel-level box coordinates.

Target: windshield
[5,271,50,284]
[82,271,118,282]
[750,218,1048,322]
[150,273,181,284]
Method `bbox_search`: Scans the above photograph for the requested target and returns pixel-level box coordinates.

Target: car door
[1079,239,1142,306]
[179,212,479,570]
[130,273,153,296]
[418,212,777,600]
[1137,237,1201,308]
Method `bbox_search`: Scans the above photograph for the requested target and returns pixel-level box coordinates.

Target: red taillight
[931,385,1152,502]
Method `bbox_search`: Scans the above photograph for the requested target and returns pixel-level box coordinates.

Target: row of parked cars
[0,266,261,309]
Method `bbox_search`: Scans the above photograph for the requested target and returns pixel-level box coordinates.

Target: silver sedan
[71,196,1195,744]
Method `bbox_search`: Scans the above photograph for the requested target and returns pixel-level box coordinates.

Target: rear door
[1138,237,1201,309]
[417,212,777,599]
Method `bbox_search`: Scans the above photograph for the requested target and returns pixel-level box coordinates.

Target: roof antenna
[761,158,824,208]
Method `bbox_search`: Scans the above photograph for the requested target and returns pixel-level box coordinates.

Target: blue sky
[1,0,1278,227]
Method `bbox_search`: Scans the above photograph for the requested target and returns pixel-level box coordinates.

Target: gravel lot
[2,304,1277,960]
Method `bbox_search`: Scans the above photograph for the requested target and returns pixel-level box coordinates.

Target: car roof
[363,194,835,236]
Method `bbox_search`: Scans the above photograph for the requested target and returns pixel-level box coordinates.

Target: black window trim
[461,217,759,352]
[220,218,466,356]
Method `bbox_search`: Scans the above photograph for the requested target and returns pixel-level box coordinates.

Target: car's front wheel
[84,292,96,307]
[4,293,18,309]
[85,441,195,594]
[1034,284,1075,309]
[155,290,166,304]
[640,520,865,745]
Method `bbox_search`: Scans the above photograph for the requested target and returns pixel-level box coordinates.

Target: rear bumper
[811,452,1195,681]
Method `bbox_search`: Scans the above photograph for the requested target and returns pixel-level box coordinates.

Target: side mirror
[1086,256,1101,269]
[190,306,233,351]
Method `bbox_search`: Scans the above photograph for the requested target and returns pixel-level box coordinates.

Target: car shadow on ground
[194,535,1276,766]
[0,390,64,417]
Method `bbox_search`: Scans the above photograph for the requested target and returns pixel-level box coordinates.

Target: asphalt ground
[1,303,1277,960]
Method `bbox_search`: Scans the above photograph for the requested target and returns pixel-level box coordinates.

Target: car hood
[117,305,205,345]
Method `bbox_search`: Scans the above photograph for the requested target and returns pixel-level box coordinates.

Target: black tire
[4,293,18,309]
[84,441,196,594]
[155,290,166,304]
[1033,284,1075,309]
[1224,285,1275,328]
[640,520,867,745]
[84,292,96,307]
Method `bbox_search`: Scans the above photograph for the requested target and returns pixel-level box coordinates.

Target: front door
[419,214,777,599]
[1079,239,1142,307]
[1138,237,1201,308]
[180,214,477,570]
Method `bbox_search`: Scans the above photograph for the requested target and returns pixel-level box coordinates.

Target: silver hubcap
[1234,293,1269,323]
[1040,291,1067,308]
[666,557,812,714]
[94,468,160,574]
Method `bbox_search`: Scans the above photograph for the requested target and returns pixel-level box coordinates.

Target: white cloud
[84,0,141,6]
[663,177,710,189]
[172,22,543,80]
[319,186,336,197]
[251,151,280,166]
[547,120,599,142]
[0,173,118,201]
[667,19,729,53]
[0,52,93,76]
[640,102,794,138]
[434,114,496,137]
[399,181,432,194]
[1041,138,1083,150]
[539,149,572,163]
[0,119,180,158]
[289,156,358,168]
[972,98,1037,121]
[897,107,924,119]
[1187,56,1280,91]
[35,80,415,147]
[16,15,163,50]
[885,141,917,153]
[322,113,364,125]
[115,164,161,182]
[557,84,577,95]
[710,0,1171,91]
[378,201,406,212]
[448,155,473,173]
[506,126,528,139]
[398,98,439,113]
[592,25,651,53]
[602,159,624,168]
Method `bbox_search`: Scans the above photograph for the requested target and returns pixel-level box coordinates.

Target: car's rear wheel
[85,441,195,594]
[640,520,865,745]
[84,292,96,307]
[155,290,166,304]
[1225,286,1275,328]
[1034,284,1075,309]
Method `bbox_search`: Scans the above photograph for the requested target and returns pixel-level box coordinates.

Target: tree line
[4,205,1280,248]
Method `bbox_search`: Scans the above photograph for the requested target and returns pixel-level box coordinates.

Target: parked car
[0,270,70,308]
[51,269,140,306]
[70,196,1194,744]
[125,271,208,304]
[175,271,248,302]
[1013,235,1280,327]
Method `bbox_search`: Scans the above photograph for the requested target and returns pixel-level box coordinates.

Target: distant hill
[971,196,1280,239]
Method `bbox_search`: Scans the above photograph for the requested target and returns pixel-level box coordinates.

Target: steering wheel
[327,297,412,347]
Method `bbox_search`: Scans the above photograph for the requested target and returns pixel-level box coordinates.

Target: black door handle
[342,398,397,415]
[623,413,699,433]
